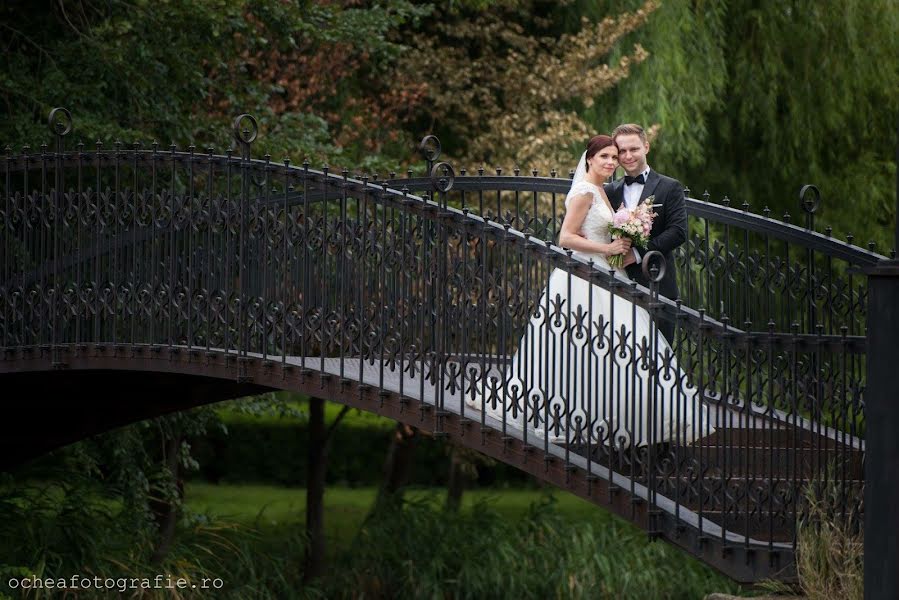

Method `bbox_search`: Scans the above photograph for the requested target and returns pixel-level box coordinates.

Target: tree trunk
[446,443,465,512]
[303,398,349,582]
[304,396,327,581]
[150,433,183,564]
[373,422,419,512]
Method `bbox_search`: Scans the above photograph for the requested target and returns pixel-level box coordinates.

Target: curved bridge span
[1,111,883,584]
[1,346,799,584]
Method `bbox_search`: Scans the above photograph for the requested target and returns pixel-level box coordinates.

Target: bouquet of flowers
[607,195,657,268]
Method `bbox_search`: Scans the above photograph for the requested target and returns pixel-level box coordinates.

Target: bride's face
[589,146,618,178]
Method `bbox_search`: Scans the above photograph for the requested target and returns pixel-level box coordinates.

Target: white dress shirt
[623,166,651,210]
[622,166,651,264]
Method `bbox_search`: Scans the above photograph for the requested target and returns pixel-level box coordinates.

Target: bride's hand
[606,238,632,256]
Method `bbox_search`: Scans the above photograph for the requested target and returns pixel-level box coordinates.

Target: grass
[760,474,863,600]
[185,482,619,553]
[215,393,396,429]
[0,477,752,599]
[183,482,753,599]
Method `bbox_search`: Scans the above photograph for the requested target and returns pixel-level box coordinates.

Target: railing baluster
[358,176,368,393]
[187,146,194,350]
[380,187,392,403]
[208,149,216,354]
[338,168,348,380]
[398,187,409,404]
[300,160,309,371]
[4,147,10,349]
[130,143,139,346]
[39,143,48,349]
[168,143,176,350]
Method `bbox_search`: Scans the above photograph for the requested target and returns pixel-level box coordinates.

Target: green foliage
[575,0,728,170]
[184,483,612,534]
[189,397,531,488]
[0,480,745,599]
[0,0,430,164]
[328,491,743,599]
[762,470,864,600]
[575,0,898,251]
[0,475,314,599]
[396,0,657,171]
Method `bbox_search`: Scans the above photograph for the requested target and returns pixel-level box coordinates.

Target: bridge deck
[251,351,792,549]
[6,342,855,581]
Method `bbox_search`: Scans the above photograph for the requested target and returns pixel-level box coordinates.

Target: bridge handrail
[384,175,888,266]
[1,150,870,352]
[4,152,888,266]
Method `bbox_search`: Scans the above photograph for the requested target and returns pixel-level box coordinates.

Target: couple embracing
[466,124,715,450]
[562,123,685,344]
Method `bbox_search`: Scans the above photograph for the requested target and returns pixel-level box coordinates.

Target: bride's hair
[584,135,616,171]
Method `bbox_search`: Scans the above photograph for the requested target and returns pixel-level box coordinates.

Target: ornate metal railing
[381,142,887,339]
[1,110,886,583]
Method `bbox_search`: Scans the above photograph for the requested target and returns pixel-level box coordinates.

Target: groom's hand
[621,250,637,267]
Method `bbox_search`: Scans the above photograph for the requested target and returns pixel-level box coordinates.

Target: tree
[444,442,490,512]
[575,0,899,251]
[0,0,430,168]
[395,0,660,172]
[371,422,421,514]
[303,397,349,581]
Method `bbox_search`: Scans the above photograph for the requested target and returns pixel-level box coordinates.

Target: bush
[761,473,864,600]
[188,400,534,488]
[321,491,741,599]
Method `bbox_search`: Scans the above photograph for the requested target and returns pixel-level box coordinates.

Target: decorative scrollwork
[232,113,259,146]
[418,135,441,161]
[642,250,666,283]
[48,107,73,137]
[799,184,821,214]
[429,161,455,193]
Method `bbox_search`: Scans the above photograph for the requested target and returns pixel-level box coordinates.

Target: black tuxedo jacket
[604,169,687,301]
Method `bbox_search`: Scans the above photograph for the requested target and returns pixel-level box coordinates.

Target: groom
[604,123,687,345]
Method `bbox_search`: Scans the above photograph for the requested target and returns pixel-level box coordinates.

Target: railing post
[419,135,440,178]
[643,251,666,535]
[864,117,899,599]
[233,113,258,379]
[47,108,71,367]
[864,258,899,600]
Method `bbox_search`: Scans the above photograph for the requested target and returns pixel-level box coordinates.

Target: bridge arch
[1,110,878,584]
[2,350,786,584]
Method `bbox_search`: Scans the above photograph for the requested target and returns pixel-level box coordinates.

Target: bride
[465,135,715,449]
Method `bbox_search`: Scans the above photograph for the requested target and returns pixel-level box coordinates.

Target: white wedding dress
[464,179,715,449]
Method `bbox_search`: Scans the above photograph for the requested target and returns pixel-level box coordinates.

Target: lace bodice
[565,181,613,266]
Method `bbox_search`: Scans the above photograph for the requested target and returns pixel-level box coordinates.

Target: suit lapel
[609,178,625,210]
[639,169,660,204]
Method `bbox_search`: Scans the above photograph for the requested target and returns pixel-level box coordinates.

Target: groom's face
[615,134,649,176]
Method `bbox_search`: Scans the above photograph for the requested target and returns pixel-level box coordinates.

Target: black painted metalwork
[1,109,890,586]
[862,119,899,600]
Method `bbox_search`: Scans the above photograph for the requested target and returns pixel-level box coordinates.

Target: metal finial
[418,135,441,161]
[641,251,666,283]
[232,113,259,145]
[48,107,73,137]
[429,161,455,193]
[799,184,821,215]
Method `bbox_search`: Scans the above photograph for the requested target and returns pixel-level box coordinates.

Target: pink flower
[613,209,630,227]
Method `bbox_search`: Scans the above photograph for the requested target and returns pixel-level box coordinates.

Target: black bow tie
[624,173,646,185]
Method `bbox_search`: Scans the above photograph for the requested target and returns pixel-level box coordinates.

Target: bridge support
[865,261,899,600]
[865,118,899,599]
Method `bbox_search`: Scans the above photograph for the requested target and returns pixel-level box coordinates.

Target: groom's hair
[612,123,646,143]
